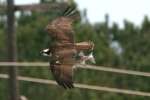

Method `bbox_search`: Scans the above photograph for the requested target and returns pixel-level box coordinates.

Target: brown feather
[50,59,75,88]
[45,15,94,89]
[49,42,76,88]
[46,17,74,43]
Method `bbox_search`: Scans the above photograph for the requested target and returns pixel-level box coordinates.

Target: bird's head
[40,48,51,57]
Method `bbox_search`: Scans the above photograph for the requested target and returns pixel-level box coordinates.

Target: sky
[13,0,150,27]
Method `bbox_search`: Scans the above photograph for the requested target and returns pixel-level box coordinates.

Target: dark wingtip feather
[57,80,74,89]
[61,82,74,89]
[63,5,77,17]
[64,81,74,89]
[55,79,72,89]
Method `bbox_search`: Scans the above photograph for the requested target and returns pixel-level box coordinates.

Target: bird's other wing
[49,47,76,89]
[45,5,80,44]
[45,17,75,44]
[50,63,74,89]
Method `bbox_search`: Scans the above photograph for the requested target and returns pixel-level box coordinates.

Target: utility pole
[105,14,109,29]
[6,0,19,100]
[3,1,68,100]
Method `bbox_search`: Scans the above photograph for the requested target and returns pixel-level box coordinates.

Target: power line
[0,73,150,97]
[78,64,150,77]
[0,62,150,77]
[0,62,48,67]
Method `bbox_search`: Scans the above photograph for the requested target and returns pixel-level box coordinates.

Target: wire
[0,62,48,67]
[0,62,150,77]
[0,73,150,97]
[78,64,150,77]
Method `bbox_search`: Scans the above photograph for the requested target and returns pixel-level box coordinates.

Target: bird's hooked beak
[40,48,51,57]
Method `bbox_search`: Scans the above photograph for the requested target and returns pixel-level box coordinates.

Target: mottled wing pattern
[46,16,76,88]
[46,17,74,43]
[49,45,76,88]
[49,55,75,88]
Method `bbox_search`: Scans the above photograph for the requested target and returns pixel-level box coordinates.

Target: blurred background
[1,0,150,100]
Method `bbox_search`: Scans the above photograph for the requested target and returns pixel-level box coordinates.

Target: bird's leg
[75,41,94,51]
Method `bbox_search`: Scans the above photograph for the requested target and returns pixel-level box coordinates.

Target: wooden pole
[5,1,68,100]
[6,0,19,100]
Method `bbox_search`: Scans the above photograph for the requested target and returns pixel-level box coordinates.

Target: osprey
[41,6,95,89]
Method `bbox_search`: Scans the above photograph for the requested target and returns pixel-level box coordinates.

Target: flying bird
[41,6,95,89]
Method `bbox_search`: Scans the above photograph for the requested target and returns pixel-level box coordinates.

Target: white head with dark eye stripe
[40,48,51,57]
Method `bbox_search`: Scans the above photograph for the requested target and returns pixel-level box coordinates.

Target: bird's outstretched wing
[45,17,75,44]
[50,62,74,88]
[49,46,76,88]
